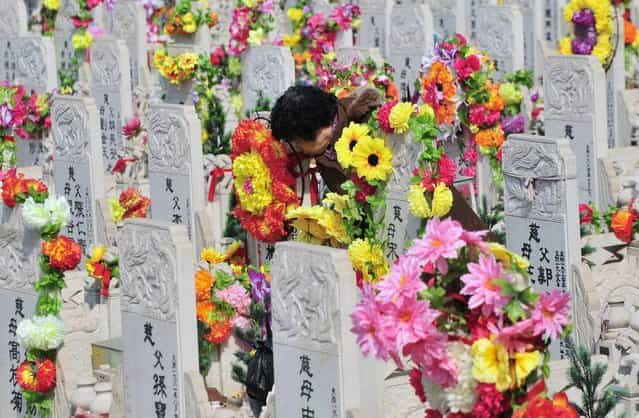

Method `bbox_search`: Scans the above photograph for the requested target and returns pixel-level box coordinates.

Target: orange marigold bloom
[485,84,505,112]
[625,20,637,46]
[194,269,215,302]
[208,12,219,28]
[514,392,578,418]
[196,301,215,323]
[475,126,505,148]
[611,209,637,243]
[119,187,151,220]
[205,320,233,345]
[421,61,457,125]
[17,359,56,393]
[42,235,82,271]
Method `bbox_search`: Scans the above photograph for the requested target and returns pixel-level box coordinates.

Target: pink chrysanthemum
[403,332,456,387]
[406,218,466,274]
[377,101,397,134]
[350,284,393,361]
[530,290,571,340]
[460,254,510,316]
[215,284,250,315]
[375,256,425,304]
[383,295,440,348]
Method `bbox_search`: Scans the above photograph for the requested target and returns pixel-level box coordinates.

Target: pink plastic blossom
[406,218,466,274]
[530,290,571,340]
[350,284,393,361]
[375,256,425,304]
[215,284,250,315]
[460,254,510,316]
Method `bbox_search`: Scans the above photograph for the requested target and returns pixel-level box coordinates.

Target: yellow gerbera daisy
[351,136,393,182]
[335,123,370,169]
[201,247,225,265]
[389,102,414,134]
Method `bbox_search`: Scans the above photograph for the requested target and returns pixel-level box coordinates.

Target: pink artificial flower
[86,0,103,10]
[210,47,226,66]
[530,290,571,340]
[71,16,91,28]
[376,256,425,304]
[307,13,327,30]
[215,284,250,315]
[403,332,456,387]
[88,24,105,38]
[461,229,488,247]
[406,218,466,274]
[437,154,457,186]
[488,318,535,353]
[383,295,439,349]
[377,101,396,134]
[122,116,141,138]
[454,55,481,81]
[43,117,51,129]
[463,148,478,164]
[233,315,251,330]
[460,254,510,317]
[350,284,393,361]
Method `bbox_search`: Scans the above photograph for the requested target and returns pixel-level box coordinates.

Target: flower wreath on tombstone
[0,172,81,417]
[283,0,361,85]
[162,0,219,38]
[350,217,578,418]
[228,0,276,57]
[559,0,616,67]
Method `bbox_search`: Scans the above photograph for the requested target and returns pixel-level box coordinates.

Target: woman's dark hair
[270,85,338,142]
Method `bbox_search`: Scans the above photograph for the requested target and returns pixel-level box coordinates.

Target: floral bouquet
[606,201,639,243]
[351,217,574,417]
[109,187,151,225]
[14,91,52,140]
[230,120,298,243]
[1,171,48,208]
[86,245,120,297]
[622,7,639,72]
[559,0,615,66]
[327,57,398,101]
[40,0,61,35]
[163,0,218,37]
[228,0,276,56]
[153,47,199,84]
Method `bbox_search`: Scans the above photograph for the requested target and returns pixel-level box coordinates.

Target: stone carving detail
[383,373,426,418]
[0,2,25,35]
[118,226,178,321]
[108,2,136,38]
[545,58,594,121]
[271,246,339,350]
[146,109,190,173]
[210,0,233,45]
[503,142,566,221]
[477,8,512,62]
[389,7,426,52]
[91,42,122,87]
[388,133,422,193]
[571,264,596,350]
[55,0,80,32]
[243,47,294,110]
[15,38,47,85]
[0,208,39,292]
[52,101,89,160]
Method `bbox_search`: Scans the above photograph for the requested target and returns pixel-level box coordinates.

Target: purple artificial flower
[572,37,595,55]
[502,114,526,135]
[258,0,274,13]
[303,5,313,14]
[105,0,117,11]
[248,268,270,301]
[530,91,539,103]
[0,104,13,128]
[572,9,595,27]
[301,26,312,38]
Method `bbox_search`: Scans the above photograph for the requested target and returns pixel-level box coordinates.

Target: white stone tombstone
[358,0,386,52]
[620,89,639,147]
[503,134,579,359]
[502,0,543,76]
[540,0,564,50]
[146,103,205,250]
[477,6,524,80]
[105,0,148,95]
[210,0,233,47]
[241,46,295,113]
[51,95,106,256]
[544,55,609,208]
[335,47,384,67]
[428,0,466,41]
[385,0,433,97]
[54,0,81,74]
[466,0,488,40]
[607,9,626,149]
[117,219,199,418]
[90,37,134,173]
[271,242,363,417]
[0,207,40,418]
[0,0,28,83]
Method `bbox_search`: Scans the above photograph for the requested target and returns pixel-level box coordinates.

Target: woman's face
[293,125,333,157]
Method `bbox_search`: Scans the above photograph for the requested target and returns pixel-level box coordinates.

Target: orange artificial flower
[386,81,399,101]
[625,20,637,46]
[514,391,578,418]
[195,269,215,301]
[485,83,505,112]
[119,187,151,220]
[17,359,56,393]
[208,11,219,28]
[205,320,233,345]
[42,236,82,271]
[421,61,457,125]
[611,209,637,243]
[165,23,175,34]
[475,126,505,148]
[196,300,215,323]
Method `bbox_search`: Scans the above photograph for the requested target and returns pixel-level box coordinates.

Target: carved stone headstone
[476,6,524,80]
[105,0,148,95]
[90,37,134,172]
[117,219,199,418]
[358,0,386,52]
[0,0,28,83]
[543,55,608,208]
[241,46,295,113]
[502,0,543,77]
[0,207,39,418]
[385,1,433,97]
[210,0,233,47]
[146,103,205,250]
[271,242,364,417]
[503,134,580,359]
[54,0,81,74]
[428,0,466,41]
[607,9,626,149]
[466,0,488,40]
[51,95,106,256]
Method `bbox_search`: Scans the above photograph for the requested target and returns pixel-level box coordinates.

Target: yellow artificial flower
[231,263,244,276]
[323,193,348,214]
[487,243,529,270]
[233,152,273,214]
[248,28,266,46]
[389,102,414,134]
[431,184,453,217]
[472,338,541,392]
[419,104,436,120]
[512,350,542,388]
[323,210,351,246]
[286,206,332,240]
[323,51,336,62]
[182,12,198,34]
[558,37,572,56]
[348,239,371,272]
[335,123,370,169]
[109,199,126,224]
[86,245,107,276]
[43,0,61,11]
[160,56,177,79]
[153,48,167,68]
[201,247,225,265]
[351,136,393,182]
[351,18,361,29]
[177,52,198,71]
[593,34,612,64]
[283,33,302,47]
[347,239,388,282]
[287,8,304,22]
[202,129,209,143]
[231,94,243,116]
[408,184,431,218]
[72,30,93,51]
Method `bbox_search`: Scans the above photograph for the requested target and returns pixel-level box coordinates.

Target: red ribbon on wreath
[208,167,232,202]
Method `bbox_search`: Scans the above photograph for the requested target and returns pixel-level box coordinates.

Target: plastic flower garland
[228,0,276,56]
[351,218,574,417]
[230,120,298,243]
[162,0,218,37]
[86,245,120,297]
[109,187,151,225]
[0,83,29,169]
[153,47,199,84]
[559,0,615,66]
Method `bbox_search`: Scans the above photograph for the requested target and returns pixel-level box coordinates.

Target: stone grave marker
[385,0,433,98]
[540,0,564,50]
[210,0,233,47]
[90,37,134,173]
[105,0,148,95]
[0,0,28,83]
[503,134,579,359]
[466,0,488,40]
[117,219,199,418]
[429,0,466,41]
[54,0,81,74]
[477,5,524,81]
[51,95,106,256]
[271,242,363,417]
[544,55,608,208]
[0,207,40,418]
[146,103,204,251]
[607,9,626,149]
[241,46,295,114]
[502,0,543,76]
[13,35,57,168]
[358,0,386,52]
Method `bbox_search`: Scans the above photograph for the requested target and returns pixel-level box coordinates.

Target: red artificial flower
[455,33,468,46]
[42,236,82,271]
[495,148,503,163]
[579,203,593,225]
[119,187,151,220]
[424,410,443,418]
[210,47,226,66]
[611,209,637,243]
[17,358,56,393]
[531,107,543,120]
[71,16,91,28]
[471,383,507,418]
[408,368,426,403]
[122,116,141,138]
[377,101,397,134]
[205,320,233,345]
[514,391,578,418]
[454,55,481,81]
[352,175,377,203]
[437,154,457,186]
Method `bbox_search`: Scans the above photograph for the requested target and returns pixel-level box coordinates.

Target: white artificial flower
[21,195,70,230]
[43,195,71,227]
[16,315,65,351]
[22,196,49,229]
